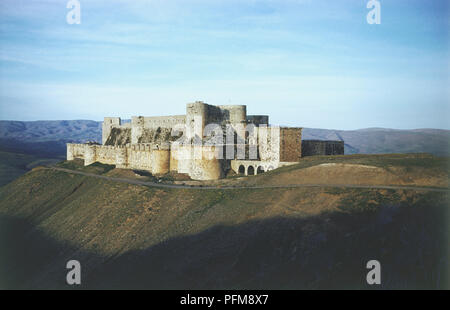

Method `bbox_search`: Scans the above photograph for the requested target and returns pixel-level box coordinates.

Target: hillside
[0,151,60,187]
[0,120,102,185]
[0,154,448,289]
[233,153,449,189]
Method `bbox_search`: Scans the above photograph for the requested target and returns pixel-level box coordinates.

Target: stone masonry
[67,101,344,180]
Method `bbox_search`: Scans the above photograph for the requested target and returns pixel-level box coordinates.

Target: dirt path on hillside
[45,166,450,192]
[258,163,449,188]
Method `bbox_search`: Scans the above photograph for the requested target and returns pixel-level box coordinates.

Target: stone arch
[257,166,264,174]
[238,165,245,175]
[247,165,255,175]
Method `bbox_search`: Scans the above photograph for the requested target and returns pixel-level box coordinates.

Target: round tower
[151,144,170,174]
[189,145,224,180]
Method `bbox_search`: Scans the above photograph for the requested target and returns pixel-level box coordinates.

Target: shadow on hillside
[1,202,448,290]
[0,216,103,290]
[0,138,67,158]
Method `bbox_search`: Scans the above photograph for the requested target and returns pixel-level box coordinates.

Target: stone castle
[66,101,344,180]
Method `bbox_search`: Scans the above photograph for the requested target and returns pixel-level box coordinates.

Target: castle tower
[102,117,121,145]
[189,145,224,180]
[151,144,170,174]
[186,101,207,142]
[84,144,97,166]
[131,116,145,144]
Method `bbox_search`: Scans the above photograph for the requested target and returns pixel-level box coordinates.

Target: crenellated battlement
[66,101,342,180]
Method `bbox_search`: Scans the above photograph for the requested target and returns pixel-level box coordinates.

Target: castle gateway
[67,101,343,180]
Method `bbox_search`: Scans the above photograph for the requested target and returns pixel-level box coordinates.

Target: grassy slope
[0,151,61,187]
[263,153,449,176]
[0,155,448,289]
[240,153,449,188]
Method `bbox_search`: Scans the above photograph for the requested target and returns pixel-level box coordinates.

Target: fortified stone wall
[68,102,338,181]
[115,146,128,168]
[67,143,86,161]
[279,127,302,162]
[95,145,119,165]
[189,145,225,180]
[104,127,131,146]
[246,115,269,126]
[256,127,302,162]
[218,105,247,144]
[171,145,191,174]
[217,105,247,124]
[67,143,170,174]
[102,117,132,145]
[102,117,120,145]
[258,126,281,162]
[131,115,186,144]
[127,144,153,170]
[204,104,224,125]
[143,115,186,129]
[186,102,248,142]
[186,102,207,140]
[131,116,144,144]
[67,142,224,179]
[301,140,344,157]
[150,144,170,174]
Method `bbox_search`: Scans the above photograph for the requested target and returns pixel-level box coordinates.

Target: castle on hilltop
[66,101,344,180]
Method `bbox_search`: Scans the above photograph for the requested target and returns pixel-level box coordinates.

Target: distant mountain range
[302,127,450,156]
[0,120,102,142]
[0,120,101,157]
[0,120,449,157]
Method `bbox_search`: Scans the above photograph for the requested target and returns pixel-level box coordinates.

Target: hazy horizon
[1,118,449,132]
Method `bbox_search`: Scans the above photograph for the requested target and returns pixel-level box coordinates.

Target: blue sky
[0,0,448,129]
